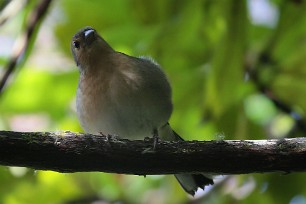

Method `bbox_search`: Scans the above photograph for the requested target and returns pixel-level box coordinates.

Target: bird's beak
[84,28,96,46]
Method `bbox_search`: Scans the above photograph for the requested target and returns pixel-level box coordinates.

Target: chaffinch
[71,26,213,196]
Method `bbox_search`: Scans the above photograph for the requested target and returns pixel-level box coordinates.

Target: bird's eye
[73,41,80,49]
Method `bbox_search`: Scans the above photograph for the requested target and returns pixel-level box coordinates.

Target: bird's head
[71,26,113,69]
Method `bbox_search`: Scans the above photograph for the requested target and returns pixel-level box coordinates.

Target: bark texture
[0,131,305,175]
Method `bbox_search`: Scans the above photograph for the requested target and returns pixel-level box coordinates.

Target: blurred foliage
[1,0,306,203]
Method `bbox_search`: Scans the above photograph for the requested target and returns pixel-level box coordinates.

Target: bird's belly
[96,106,155,139]
[77,97,159,140]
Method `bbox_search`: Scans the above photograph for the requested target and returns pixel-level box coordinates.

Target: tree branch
[0,130,305,175]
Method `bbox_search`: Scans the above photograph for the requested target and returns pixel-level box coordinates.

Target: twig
[0,0,27,26]
[0,0,52,95]
[246,0,306,136]
[246,52,306,136]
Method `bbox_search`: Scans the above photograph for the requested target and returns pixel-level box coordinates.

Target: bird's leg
[142,128,159,154]
[152,128,159,150]
[99,132,107,137]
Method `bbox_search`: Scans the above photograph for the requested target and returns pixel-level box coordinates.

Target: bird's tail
[174,173,214,196]
[159,123,214,196]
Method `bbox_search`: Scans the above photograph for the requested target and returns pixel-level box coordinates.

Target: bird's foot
[99,132,107,137]
[142,129,159,154]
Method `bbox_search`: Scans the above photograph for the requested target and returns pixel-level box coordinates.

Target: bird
[71,26,214,196]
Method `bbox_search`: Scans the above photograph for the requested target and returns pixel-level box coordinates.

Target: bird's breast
[76,71,169,140]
